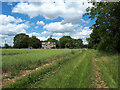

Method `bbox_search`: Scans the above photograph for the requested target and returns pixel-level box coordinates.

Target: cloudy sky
[0,0,97,46]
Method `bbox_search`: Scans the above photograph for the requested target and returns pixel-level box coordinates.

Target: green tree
[4,43,9,48]
[65,42,70,48]
[13,33,29,48]
[29,36,41,48]
[59,36,83,48]
[59,36,73,48]
[86,27,100,49]
[72,39,83,48]
[85,2,120,52]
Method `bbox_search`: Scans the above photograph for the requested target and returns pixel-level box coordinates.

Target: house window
[48,42,50,44]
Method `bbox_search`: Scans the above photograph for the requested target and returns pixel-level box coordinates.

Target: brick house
[42,42,56,49]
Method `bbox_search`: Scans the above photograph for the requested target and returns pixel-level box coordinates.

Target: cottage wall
[42,42,56,49]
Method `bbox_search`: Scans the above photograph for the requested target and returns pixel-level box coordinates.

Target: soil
[1,55,69,86]
[91,56,109,88]
[1,57,63,86]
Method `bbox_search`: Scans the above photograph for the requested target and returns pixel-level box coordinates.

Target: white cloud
[41,31,51,35]
[0,35,14,47]
[27,32,41,37]
[27,32,60,41]
[12,0,93,25]
[0,15,29,46]
[53,32,70,36]
[0,15,24,25]
[27,32,47,41]
[71,27,92,44]
[37,21,45,25]
[0,23,27,36]
[51,36,60,40]
[53,33,63,36]
[37,36,48,41]
[44,22,75,33]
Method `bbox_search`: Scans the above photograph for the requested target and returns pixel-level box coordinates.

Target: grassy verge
[94,51,118,88]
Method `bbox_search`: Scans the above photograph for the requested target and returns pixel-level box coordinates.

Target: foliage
[86,28,100,49]
[4,43,10,48]
[13,33,29,48]
[59,36,72,48]
[59,36,83,48]
[85,2,120,53]
[29,36,41,48]
[72,39,83,48]
[82,44,88,48]
[13,33,41,49]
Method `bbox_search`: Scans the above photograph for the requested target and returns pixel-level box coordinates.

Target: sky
[0,0,97,46]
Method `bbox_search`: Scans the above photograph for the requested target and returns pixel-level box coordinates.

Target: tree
[72,39,83,48]
[29,36,41,48]
[4,43,9,48]
[85,2,120,53]
[13,33,29,48]
[59,36,73,48]
[59,36,83,48]
[86,27,100,49]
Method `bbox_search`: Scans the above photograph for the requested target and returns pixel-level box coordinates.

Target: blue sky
[0,0,96,46]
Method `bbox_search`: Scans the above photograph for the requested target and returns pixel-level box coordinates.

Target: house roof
[42,42,56,45]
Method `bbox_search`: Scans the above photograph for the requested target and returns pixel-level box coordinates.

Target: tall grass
[17,49,93,88]
[2,49,80,73]
[2,49,118,88]
[95,51,118,88]
[36,50,93,88]
[3,50,81,88]
[2,49,31,55]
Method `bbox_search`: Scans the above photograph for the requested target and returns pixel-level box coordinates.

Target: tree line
[3,33,85,49]
[85,2,120,53]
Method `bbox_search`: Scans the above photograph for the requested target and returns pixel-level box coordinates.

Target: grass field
[2,49,79,74]
[1,49,119,88]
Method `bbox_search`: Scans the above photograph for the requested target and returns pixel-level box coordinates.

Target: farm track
[1,54,70,86]
[32,50,92,88]
[91,56,109,88]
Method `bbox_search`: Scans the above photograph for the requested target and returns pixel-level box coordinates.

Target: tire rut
[91,56,109,88]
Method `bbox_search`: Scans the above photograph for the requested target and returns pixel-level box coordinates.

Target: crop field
[2,49,79,73]
[1,49,119,88]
